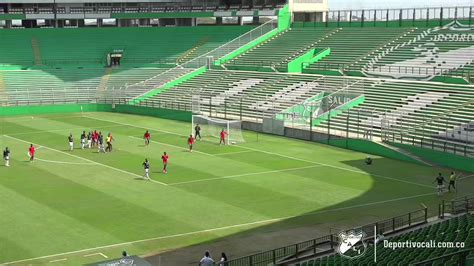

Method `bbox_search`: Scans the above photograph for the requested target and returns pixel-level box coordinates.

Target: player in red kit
[219,129,228,145]
[28,144,35,162]
[161,152,169,174]
[188,135,194,152]
[144,130,151,146]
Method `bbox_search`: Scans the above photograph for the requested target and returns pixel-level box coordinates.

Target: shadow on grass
[144,157,464,265]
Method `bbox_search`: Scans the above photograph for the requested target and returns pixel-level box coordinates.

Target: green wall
[0,104,192,122]
[325,139,421,165]
[112,104,192,122]
[277,4,292,32]
[390,143,474,173]
[287,48,331,73]
[0,104,112,116]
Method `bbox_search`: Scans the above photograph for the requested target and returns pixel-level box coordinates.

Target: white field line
[460,174,474,180]
[86,116,435,189]
[237,146,435,189]
[6,124,126,136]
[168,165,324,186]
[1,192,436,265]
[213,150,254,156]
[4,135,167,186]
[83,252,108,258]
[128,136,214,157]
[48,258,67,263]
[2,114,86,123]
[35,157,95,165]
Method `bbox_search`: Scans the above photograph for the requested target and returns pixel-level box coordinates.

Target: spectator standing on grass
[199,251,214,266]
[219,252,228,265]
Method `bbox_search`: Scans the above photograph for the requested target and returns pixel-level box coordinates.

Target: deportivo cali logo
[337,230,367,259]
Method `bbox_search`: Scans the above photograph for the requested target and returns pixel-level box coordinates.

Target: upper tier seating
[225,27,414,73]
[304,27,413,72]
[226,28,333,71]
[0,26,253,68]
[366,27,474,79]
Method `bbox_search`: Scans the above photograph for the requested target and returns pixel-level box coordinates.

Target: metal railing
[306,62,474,81]
[124,18,278,100]
[323,6,473,26]
[439,196,474,218]
[223,208,427,266]
[386,99,474,157]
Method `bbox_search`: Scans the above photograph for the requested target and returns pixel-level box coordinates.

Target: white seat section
[205,78,264,106]
[362,91,450,128]
[437,121,474,143]
[251,81,322,111]
[370,45,474,78]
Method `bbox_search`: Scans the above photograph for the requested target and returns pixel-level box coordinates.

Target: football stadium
[0,0,473,265]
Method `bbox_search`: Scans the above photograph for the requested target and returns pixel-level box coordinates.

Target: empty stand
[0,26,253,68]
[140,69,474,156]
[366,25,474,80]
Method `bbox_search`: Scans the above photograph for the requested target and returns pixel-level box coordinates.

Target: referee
[448,171,457,193]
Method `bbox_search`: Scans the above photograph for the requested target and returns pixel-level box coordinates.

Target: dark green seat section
[223,26,415,73]
[303,27,414,73]
[0,26,253,68]
[297,214,474,266]
[226,28,333,72]
[0,67,167,104]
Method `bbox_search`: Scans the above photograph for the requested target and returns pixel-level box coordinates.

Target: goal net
[192,115,245,144]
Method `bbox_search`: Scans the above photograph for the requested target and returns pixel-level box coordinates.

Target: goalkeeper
[194,124,201,140]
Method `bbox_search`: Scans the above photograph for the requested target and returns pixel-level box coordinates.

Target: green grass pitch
[0,112,472,265]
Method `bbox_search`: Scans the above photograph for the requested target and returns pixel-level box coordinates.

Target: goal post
[191,115,245,144]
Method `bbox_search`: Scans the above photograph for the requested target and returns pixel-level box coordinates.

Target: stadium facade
[0,0,329,28]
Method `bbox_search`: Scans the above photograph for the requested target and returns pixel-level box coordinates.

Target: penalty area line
[35,157,95,165]
[168,165,324,186]
[85,116,435,190]
[1,191,435,265]
[83,253,108,258]
[128,136,214,157]
[4,135,167,186]
[48,258,67,263]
